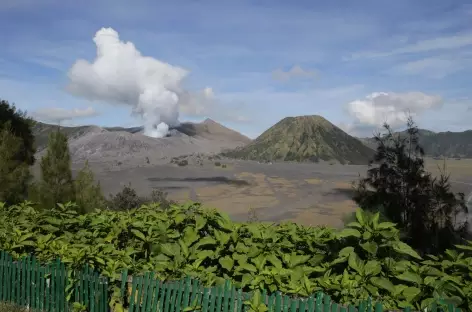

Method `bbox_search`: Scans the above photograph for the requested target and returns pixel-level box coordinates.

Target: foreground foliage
[0,202,471,311]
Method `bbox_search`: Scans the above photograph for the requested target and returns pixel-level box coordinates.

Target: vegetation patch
[0,201,471,311]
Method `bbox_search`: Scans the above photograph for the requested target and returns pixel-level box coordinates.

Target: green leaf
[183,227,199,246]
[346,222,362,229]
[376,222,396,230]
[194,236,216,248]
[348,252,363,274]
[396,271,423,285]
[392,241,422,260]
[196,250,214,260]
[288,254,310,268]
[179,239,189,258]
[370,277,395,294]
[360,242,378,255]
[355,208,365,225]
[402,287,421,302]
[130,229,146,241]
[267,254,282,270]
[174,213,186,225]
[195,215,206,231]
[364,260,381,276]
[371,212,380,228]
[337,228,361,239]
[239,262,257,273]
[338,246,354,258]
[218,256,234,271]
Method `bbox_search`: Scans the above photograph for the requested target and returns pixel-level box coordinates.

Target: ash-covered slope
[33,119,251,164]
[223,115,375,165]
[173,118,251,145]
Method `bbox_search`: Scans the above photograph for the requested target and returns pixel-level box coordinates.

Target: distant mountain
[32,119,252,165]
[222,115,375,165]
[33,119,251,152]
[359,129,472,158]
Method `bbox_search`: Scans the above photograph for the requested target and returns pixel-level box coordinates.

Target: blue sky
[1,0,472,138]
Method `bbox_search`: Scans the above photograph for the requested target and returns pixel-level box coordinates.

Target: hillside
[32,119,251,165]
[222,115,375,165]
[360,129,472,158]
[33,122,142,151]
[33,119,251,152]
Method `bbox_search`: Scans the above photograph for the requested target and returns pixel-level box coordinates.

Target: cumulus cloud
[32,107,99,122]
[66,27,215,138]
[272,65,317,82]
[345,91,443,135]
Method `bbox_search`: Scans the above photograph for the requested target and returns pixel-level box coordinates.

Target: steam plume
[67,27,204,138]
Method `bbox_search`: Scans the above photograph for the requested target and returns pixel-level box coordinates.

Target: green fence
[0,251,460,312]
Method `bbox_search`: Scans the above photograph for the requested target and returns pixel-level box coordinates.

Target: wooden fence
[0,251,461,312]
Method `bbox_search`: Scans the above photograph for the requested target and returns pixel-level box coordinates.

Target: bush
[107,183,176,211]
[221,164,227,168]
[214,161,221,167]
[177,159,188,166]
[0,202,470,311]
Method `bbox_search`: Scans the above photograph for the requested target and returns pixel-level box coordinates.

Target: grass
[0,303,28,312]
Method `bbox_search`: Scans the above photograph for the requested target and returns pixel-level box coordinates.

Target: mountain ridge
[358,128,472,158]
[222,115,375,165]
[33,119,251,152]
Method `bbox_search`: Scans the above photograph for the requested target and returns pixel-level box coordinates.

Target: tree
[0,126,31,204]
[107,183,145,211]
[354,117,468,254]
[33,130,75,209]
[0,99,36,165]
[107,183,176,211]
[74,161,106,213]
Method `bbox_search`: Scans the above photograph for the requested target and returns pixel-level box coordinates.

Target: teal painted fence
[0,251,461,312]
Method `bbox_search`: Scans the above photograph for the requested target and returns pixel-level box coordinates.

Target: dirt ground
[85,157,472,228]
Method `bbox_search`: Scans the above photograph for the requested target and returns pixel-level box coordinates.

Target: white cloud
[347,32,472,60]
[272,65,317,82]
[32,107,99,122]
[66,27,218,138]
[346,91,443,130]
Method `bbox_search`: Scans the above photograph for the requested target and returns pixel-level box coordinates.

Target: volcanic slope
[223,115,375,165]
[33,119,251,165]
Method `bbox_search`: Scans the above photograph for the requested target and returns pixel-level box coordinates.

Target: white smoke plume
[67,27,211,138]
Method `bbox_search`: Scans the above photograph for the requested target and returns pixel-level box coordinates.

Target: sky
[1,0,472,138]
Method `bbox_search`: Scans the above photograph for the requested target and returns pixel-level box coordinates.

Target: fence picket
[145,274,155,312]
[39,266,45,311]
[150,279,161,312]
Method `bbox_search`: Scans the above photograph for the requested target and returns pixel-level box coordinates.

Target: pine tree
[0,126,31,204]
[354,117,468,253]
[74,161,106,213]
[35,130,75,209]
[0,100,36,165]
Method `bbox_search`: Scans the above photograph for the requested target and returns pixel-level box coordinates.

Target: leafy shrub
[221,164,227,168]
[214,162,221,167]
[0,201,470,311]
[107,183,176,211]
